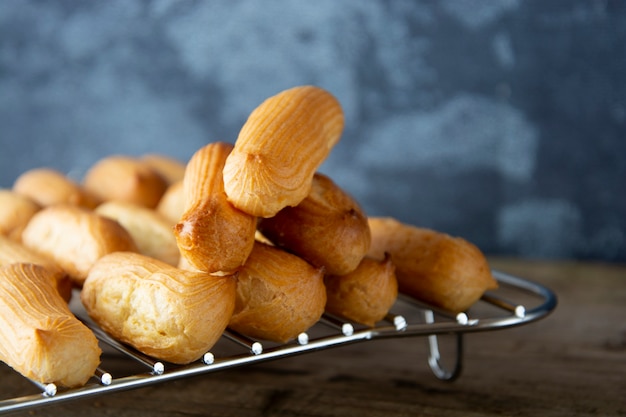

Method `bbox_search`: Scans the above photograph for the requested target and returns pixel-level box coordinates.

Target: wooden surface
[1,258,625,416]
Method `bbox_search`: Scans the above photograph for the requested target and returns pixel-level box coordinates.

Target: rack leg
[423,309,463,381]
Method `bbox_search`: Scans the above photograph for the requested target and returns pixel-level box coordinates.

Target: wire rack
[0,269,557,415]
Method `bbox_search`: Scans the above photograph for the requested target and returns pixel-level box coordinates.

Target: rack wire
[0,270,557,415]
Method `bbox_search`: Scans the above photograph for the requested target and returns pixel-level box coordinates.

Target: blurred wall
[1,0,625,261]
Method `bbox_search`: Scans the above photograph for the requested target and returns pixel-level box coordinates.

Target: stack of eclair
[0,85,497,389]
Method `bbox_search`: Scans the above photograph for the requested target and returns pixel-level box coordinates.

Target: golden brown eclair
[83,155,168,208]
[0,189,41,241]
[156,180,184,224]
[367,217,498,313]
[140,153,187,185]
[223,85,344,218]
[0,235,72,302]
[174,142,257,275]
[324,254,398,327]
[0,263,101,387]
[21,205,138,286]
[228,242,326,343]
[95,201,180,266]
[13,168,99,209]
[81,252,237,364]
[258,173,371,276]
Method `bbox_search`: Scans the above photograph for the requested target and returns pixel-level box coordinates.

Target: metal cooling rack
[0,270,557,415]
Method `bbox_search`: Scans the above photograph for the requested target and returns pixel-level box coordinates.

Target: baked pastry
[0,189,40,241]
[13,168,99,209]
[367,217,497,313]
[21,205,138,286]
[0,263,101,387]
[223,85,344,218]
[95,201,180,266]
[83,155,168,208]
[174,142,256,275]
[0,235,72,302]
[258,173,370,276]
[141,153,187,185]
[228,242,326,343]
[81,252,237,364]
[324,254,398,327]
[156,180,184,224]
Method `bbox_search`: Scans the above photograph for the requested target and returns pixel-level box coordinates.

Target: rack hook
[423,310,464,381]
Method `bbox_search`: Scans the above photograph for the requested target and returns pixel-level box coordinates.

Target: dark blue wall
[1,0,625,261]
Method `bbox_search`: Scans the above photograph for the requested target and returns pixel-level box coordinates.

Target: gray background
[1,0,625,262]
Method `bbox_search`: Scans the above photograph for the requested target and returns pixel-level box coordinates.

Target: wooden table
[1,258,624,416]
